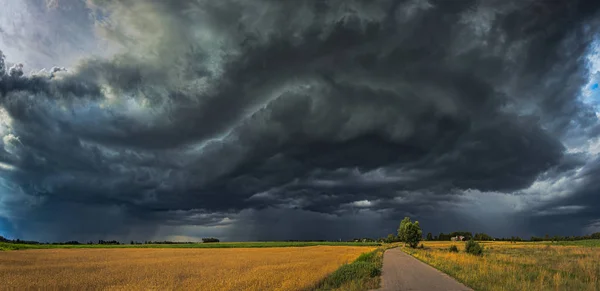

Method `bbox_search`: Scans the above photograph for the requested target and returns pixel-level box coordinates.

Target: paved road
[371,248,473,291]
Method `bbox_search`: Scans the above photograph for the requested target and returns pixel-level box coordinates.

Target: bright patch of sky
[583,40,600,117]
[0,1,28,65]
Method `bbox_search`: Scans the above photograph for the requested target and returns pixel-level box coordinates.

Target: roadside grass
[310,243,400,291]
[0,241,380,251]
[401,241,600,291]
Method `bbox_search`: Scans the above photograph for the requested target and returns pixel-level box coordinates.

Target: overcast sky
[1,0,600,242]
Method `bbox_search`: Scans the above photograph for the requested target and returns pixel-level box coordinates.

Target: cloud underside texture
[1,0,600,241]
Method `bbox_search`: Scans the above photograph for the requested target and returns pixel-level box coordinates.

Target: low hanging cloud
[1,0,600,241]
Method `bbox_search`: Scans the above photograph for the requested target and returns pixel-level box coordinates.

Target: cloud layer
[1,0,600,241]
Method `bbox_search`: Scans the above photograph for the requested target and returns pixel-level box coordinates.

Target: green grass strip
[309,244,398,291]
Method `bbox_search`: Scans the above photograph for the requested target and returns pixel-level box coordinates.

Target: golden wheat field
[402,241,600,291]
[0,246,375,290]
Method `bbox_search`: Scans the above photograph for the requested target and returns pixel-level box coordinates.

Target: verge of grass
[309,243,399,291]
[0,241,380,251]
[401,241,600,291]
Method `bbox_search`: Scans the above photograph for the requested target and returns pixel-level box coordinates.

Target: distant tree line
[530,233,600,242]
[493,236,524,242]
[473,233,494,241]
[0,236,222,245]
[380,234,402,243]
[377,231,600,243]
[98,240,121,245]
[421,232,476,241]
[0,236,43,245]
[142,241,196,244]
[280,240,327,242]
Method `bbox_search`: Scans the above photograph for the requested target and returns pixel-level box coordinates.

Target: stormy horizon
[1,0,600,242]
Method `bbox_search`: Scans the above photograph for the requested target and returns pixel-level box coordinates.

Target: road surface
[371,248,473,291]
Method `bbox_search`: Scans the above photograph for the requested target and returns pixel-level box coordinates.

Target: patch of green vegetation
[0,242,45,251]
[0,241,380,251]
[546,239,600,247]
[310,245,398,291]
[324,261,380,284]
[465,239,484,256]
[354,251,377,262]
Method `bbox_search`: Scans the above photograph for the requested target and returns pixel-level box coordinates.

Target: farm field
[546,239,600,247]
[0,246,376,290]
[402,241,600,291]
[0,241,380,251]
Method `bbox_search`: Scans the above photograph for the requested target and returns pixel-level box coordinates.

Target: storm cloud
[1,0,600,241]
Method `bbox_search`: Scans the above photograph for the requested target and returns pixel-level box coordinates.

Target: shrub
[465,239,484,256]
[418,243,424,249]
[448,245,459,253]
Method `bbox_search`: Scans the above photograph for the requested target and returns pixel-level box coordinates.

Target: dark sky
[1,0,600,242]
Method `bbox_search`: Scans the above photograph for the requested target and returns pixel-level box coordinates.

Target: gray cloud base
[0,0,600,241]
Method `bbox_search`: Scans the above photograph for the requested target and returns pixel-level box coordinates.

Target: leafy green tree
[426,232,433,241]
[405,221,423,248]
[397,217,411,243]
[397,217,423,248]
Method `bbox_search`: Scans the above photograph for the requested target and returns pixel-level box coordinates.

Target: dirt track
[372,248,473,291]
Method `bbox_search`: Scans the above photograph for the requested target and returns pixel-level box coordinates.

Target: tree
[405,221,423,248]
[438,232,450,241]
[397,217,411,243]
[426,232,433,241]
[385,234,396,243]
[474,233,493,241]
[397,217,422,248]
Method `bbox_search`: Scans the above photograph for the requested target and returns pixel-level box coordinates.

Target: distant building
[451,236,465,241]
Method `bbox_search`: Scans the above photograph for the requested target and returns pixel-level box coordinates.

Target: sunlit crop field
[402,241,600,291]
[0,246,375,290]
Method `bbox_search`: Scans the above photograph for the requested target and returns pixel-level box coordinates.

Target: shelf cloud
[0,0,600,241]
